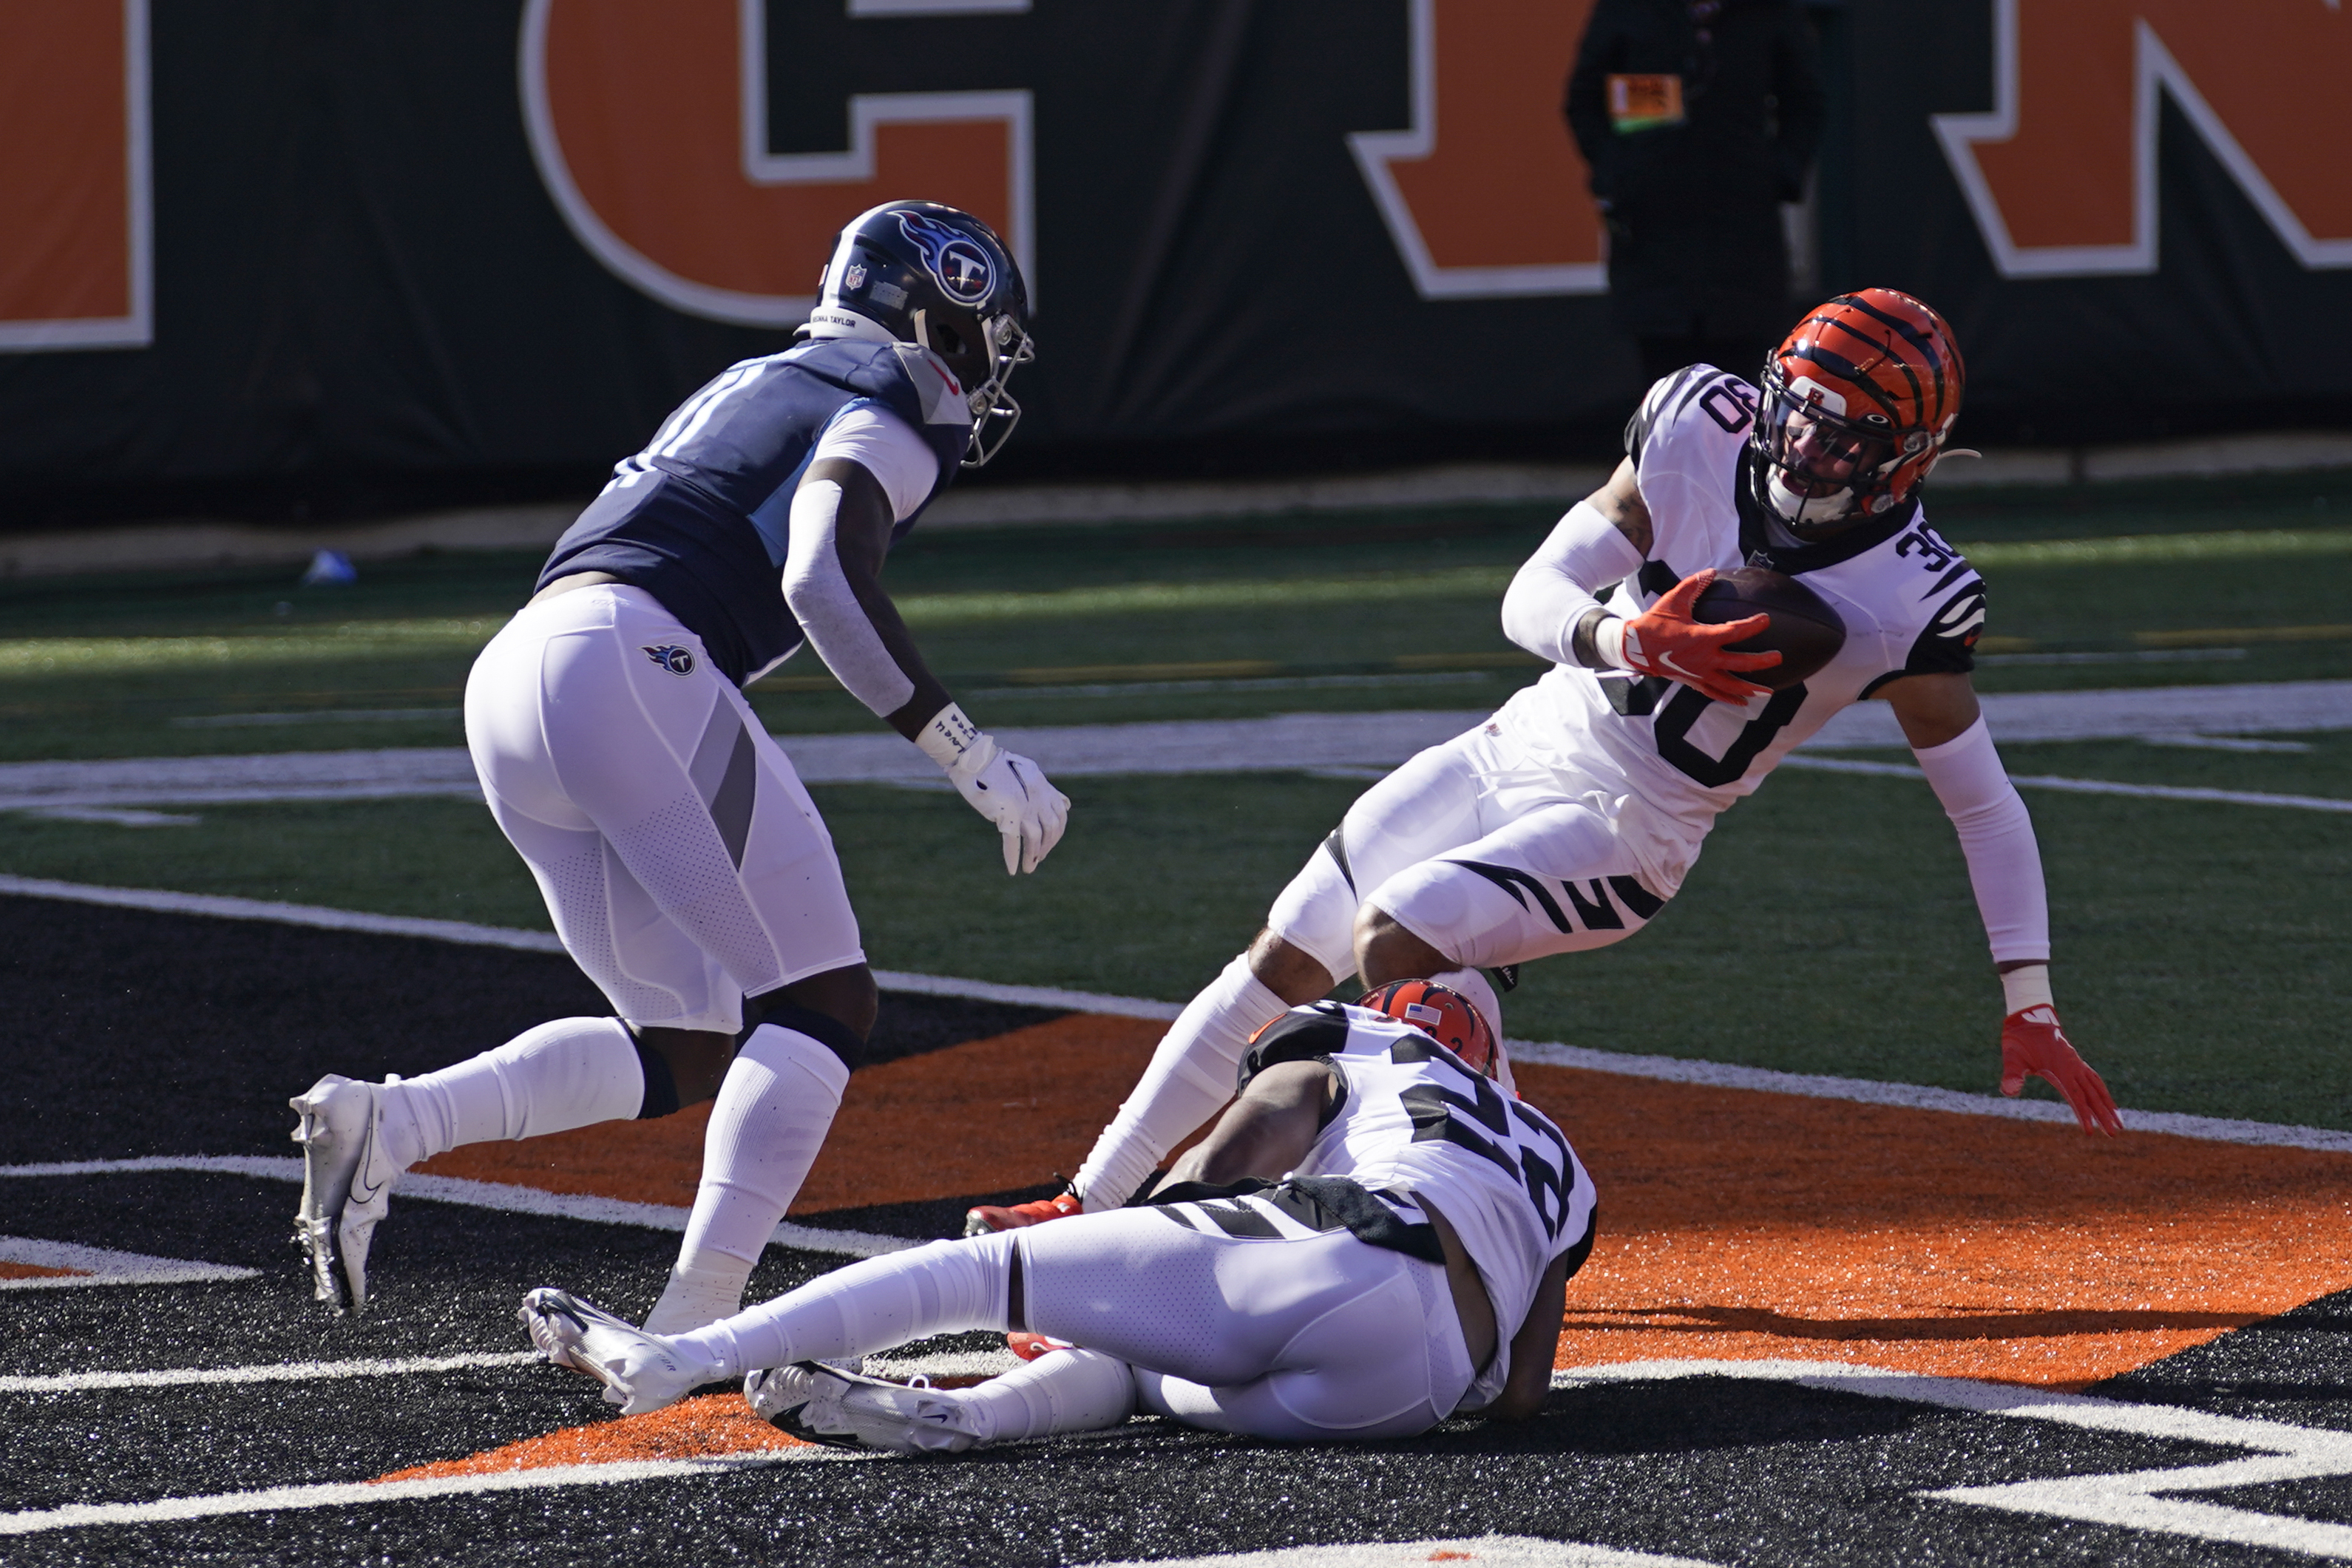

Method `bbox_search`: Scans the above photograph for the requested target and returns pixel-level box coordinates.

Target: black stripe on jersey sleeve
[1196,1198,1285,1240]
[1860,577,1986,696]
[1625,364,1707,464]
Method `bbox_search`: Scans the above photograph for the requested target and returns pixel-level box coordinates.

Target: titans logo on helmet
[642,644,696,676]
[895,211,995,306]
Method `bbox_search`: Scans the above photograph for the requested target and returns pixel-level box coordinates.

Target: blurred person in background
[1567,0,1826,385]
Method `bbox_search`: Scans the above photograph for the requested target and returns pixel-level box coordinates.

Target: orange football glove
[1619,569,1781,705]
[2000,1005,2122,1136]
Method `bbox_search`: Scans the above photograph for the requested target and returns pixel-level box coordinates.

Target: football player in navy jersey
[288,203,1069,1328]
[970,288,2121,1242]
[518,982,1597,1451]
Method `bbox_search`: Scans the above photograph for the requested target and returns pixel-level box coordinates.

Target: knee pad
[629,1027,683,1120]
[742,994,867,1073]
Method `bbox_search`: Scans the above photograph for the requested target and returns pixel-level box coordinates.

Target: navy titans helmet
[804,201,1034,467]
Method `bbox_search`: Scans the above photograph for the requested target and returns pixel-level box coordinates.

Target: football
[1693,566,1846,690]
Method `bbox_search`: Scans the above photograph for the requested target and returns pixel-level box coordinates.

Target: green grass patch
[3,758,2344,1128]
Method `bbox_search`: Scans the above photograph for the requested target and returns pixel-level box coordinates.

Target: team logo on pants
[642,644,696,676]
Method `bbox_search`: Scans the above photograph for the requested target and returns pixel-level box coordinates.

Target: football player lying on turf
[288,202,1070,1322]
[968,288,2119,1241]
[521,982,1597,1452]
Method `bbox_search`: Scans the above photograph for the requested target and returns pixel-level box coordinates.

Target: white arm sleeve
[1913,717,2052,965]
[1499,500,1646,665]
[782,478,917,718]
[776,405,948,716]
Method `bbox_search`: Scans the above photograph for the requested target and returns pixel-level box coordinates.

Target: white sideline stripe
[1504,1039,2352,1153]
[1783,754,2352,813]
[1,681,2345,810]
[1080,1539,1721,1568]
[0,1157,917,1260]
[0,1450,847,1536]
[0,1351,540,1396]
[0,877,1186,1020]
[2,873,2349,1155]
[0,875,568,952]
[0,1235,257,1292]
[1553,1360,2352,1560]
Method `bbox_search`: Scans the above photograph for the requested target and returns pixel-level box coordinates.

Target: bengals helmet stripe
[1750,288,1966,534]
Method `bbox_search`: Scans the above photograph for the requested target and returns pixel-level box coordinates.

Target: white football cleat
[520,1288,711,1416]
[743,1363,821,1425]
[289,1073,402,1315]
[770,1362,983,1454]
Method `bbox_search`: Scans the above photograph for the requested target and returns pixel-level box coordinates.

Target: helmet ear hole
[929,319,967,358]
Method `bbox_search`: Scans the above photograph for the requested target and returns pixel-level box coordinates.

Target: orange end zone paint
[1528,1061,2352,1389]
[415,1014,1165,1215]
[373,1394,810,1482]
[418,1015,2352,1396]
[0,1261,85,1280]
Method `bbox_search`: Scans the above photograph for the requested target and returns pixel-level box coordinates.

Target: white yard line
[1,875,2348,1154]
[1,682,2345,810]
[0,1352,540,1395]
[0,1155,917,1259]
[0,1450,844,1537]
[1556,1360,2352,1561]
[1080,1541,1722,1568]
[0,1236,257,1291]
[1780,754,2352,812]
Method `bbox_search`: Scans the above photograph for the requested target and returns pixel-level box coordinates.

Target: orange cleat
[962,1190,1083,1237]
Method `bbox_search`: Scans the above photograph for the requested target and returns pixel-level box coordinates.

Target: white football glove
[918,704,1071,875]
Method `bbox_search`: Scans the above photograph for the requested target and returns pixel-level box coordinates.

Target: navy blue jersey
[538,339,969,685]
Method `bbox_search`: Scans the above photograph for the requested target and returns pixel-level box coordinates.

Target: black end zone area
[0,894,1063,1165]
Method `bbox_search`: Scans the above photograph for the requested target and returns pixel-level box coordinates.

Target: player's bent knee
[1245,930,1337,1006]
[754,963,878,1070]
[1353,905,1453,988]
[630,1025,736,1114]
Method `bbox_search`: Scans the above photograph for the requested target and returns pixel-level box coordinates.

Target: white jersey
[1499,364,1985,893]
[1238,1002,1598,1403]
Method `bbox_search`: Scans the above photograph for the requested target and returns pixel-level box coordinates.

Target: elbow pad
[1914,718,2050,964]
[781,478,918,717]
[1501,500,1646,667]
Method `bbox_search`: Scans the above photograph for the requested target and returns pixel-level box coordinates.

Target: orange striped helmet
[1355,980,1501,1081]
[1749,288,1965,535]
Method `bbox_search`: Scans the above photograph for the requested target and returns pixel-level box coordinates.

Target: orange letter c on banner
[521,0,1033,327]
[0,0,151,353]
[1350,0,1606,299]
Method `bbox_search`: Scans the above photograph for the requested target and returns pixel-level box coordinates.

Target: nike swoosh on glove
[1619,569,1780,705]
[949,736,1071,875]
[2000,1005,2123,1136]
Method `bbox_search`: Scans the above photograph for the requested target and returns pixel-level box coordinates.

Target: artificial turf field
[4,475,2351,1563]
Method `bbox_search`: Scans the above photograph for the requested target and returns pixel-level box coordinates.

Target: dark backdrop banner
[2,0,2348,520]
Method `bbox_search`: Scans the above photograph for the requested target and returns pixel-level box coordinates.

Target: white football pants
[1072,716,1668,1210]
[1269,717,1671,978]
[467,585,863,1034]
[675,1198,1475,1444]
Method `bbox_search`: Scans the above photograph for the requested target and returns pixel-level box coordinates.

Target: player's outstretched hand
[1619,569,1780,705]
[2000,1005,2122,1136]
[949,739,1071,875]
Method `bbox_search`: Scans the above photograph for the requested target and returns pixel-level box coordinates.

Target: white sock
[671,1231,1014,1379]
[643,1025,848,1335]
[1071,954,1289,1210]
[949,1348,1136,1444]
[378,1017,643,1172]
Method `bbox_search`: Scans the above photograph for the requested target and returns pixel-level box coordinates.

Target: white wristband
[1593,617,1633,671]
[2000,963,2054,1015]
[915,702,994,780]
